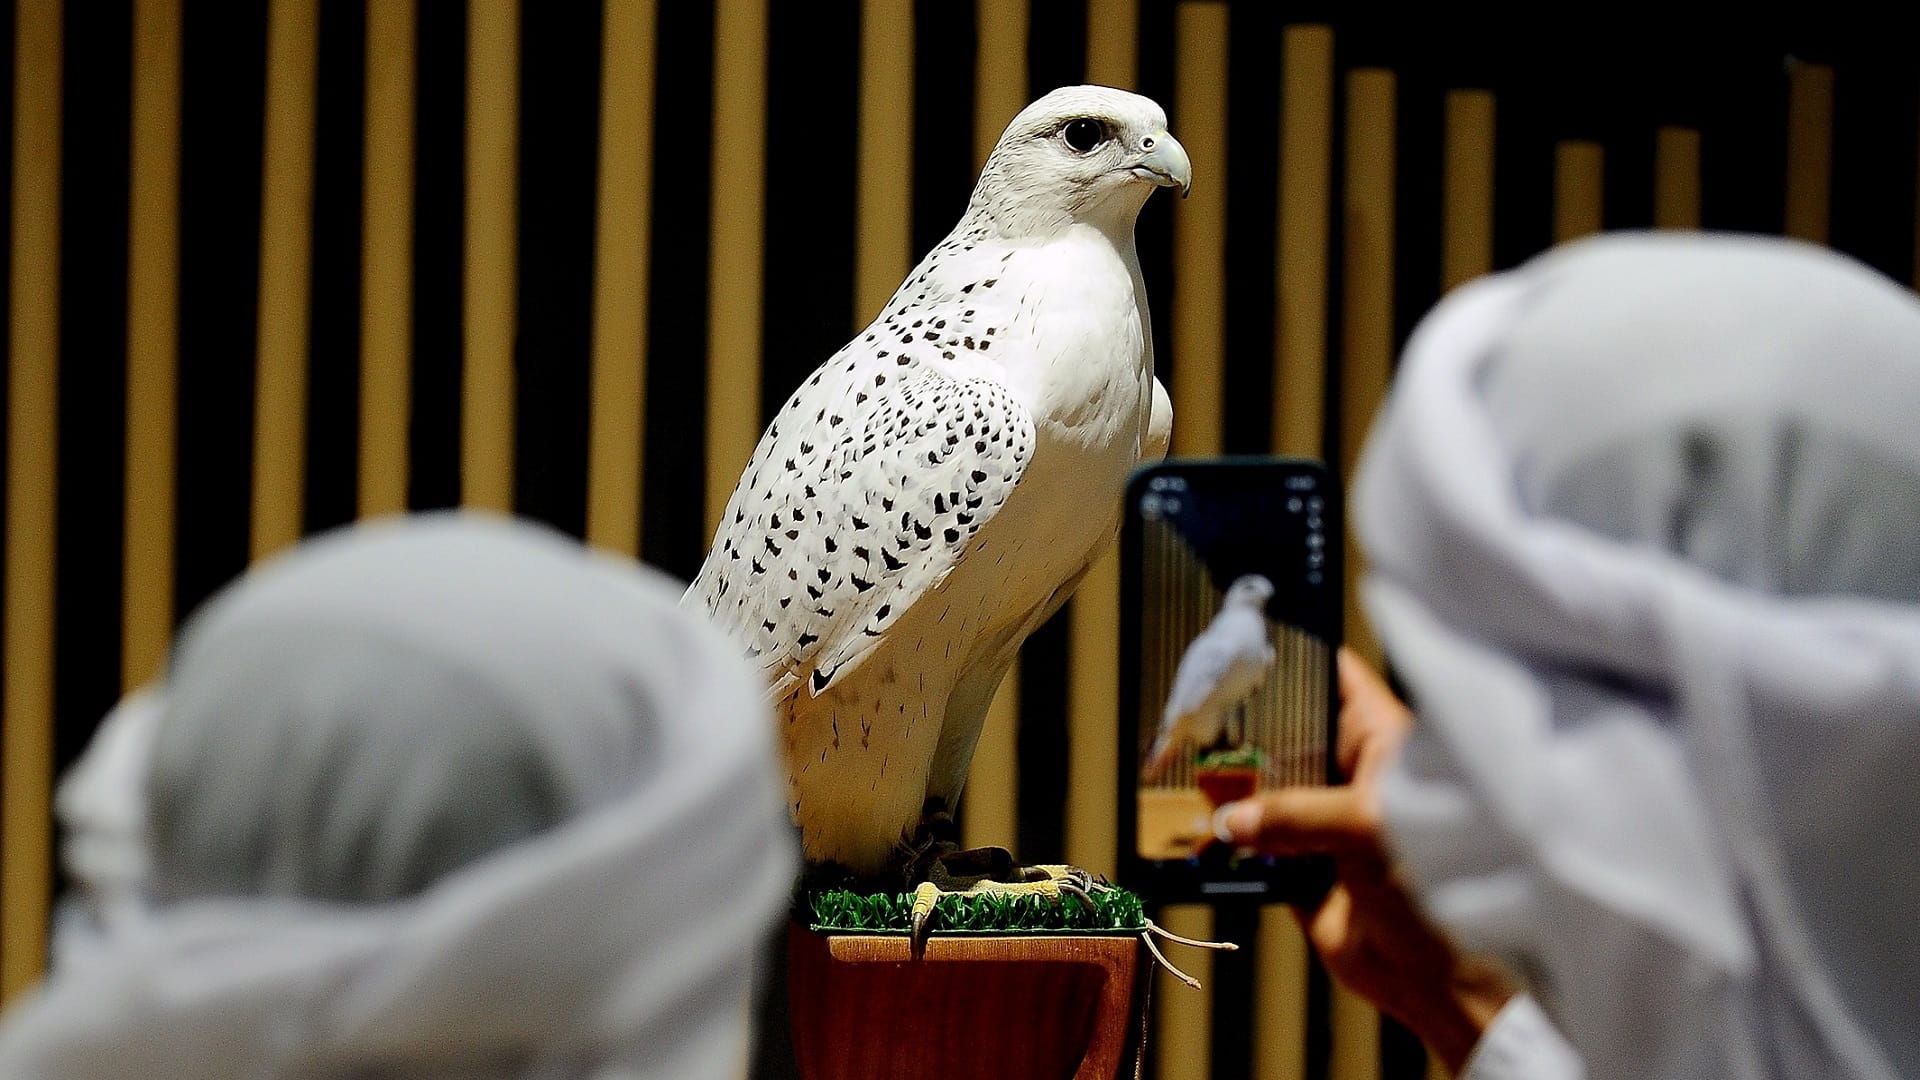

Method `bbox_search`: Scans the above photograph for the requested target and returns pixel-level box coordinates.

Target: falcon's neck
[956,170,1156,251]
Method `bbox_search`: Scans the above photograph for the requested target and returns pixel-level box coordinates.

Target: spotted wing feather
[686,353,1033,701]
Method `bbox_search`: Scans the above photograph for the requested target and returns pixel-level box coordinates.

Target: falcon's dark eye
[1061,118,1107,154]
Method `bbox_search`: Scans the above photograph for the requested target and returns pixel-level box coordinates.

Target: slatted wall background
[5,4,1917,1079]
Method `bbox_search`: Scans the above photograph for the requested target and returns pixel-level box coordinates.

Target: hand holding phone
[1118,457,1340,903]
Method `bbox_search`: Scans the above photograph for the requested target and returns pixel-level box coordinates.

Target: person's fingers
[1302,880,1357,964]
[1211,786,1383,858]
[1334,647,1413,778]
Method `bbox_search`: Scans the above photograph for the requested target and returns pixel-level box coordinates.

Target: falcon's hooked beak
[1130,132,1193,198]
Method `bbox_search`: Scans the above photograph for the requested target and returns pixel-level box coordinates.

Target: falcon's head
[968,85,1191,238]
[1224,574,1275,610]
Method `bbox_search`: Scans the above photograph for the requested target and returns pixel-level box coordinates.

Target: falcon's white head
[964,85,1191,240]
[1224,574,1275,610]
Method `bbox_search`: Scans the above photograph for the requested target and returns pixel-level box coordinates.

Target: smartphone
[1117,457,1340,904]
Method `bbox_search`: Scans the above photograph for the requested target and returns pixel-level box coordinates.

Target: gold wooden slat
[251,0,319,561]
[1264,44,1335,1072]
[360,0,417,520]
[1442,89,1495,291]
[1065,549,1120,875]
[1339,68,1393,670]
[1654,125,1702,230]
[1554,139,1604,243]
[1274,23,1332,459]
[5,0,61,1002]
[1155,11,1230,1075]
[853,0,911,328]
[1255,904,1312,1080]
[587,0,656,556]
[1155,903,1217,1080]
[963,658,1022,857]
[1335,65,1396,1080]
[1784,60,1833,245]
[1084,0,1136,91]
[960,0,1028,861]
[1169,1,1227,460]
[123,0,181,692]
[464,0,518,513]
[1064,0,1140,885]
[972,0,1027,173]
[704,0,768,532]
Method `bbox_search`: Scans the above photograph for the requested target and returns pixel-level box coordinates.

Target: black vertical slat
[1698,43,1787,237]
[409,0,465,513]
[1134,7,1180,1080]
[908,0,974,260]
[1591,27,1661,237]
[759,0,857,426]
[1829,49,1920,283]
[1221,3,1279,455]
[1388,64,1440,368]
[174,4,268,621]
[1302,953,1333,1080]
[1011,2,1089,874]
[1025,0,1083,98]
[53,0,130,781]
[638,0,714,581]
[1597,127,1654,236]
[1208,900,1261,1080]
[1317,17,1346,481]
[1379,1012,1430,1080]
[1013,607,1068,862]
[304,0,364,535]
[1133,0,1174,407]
[512,0,601,540]
[1488,58,1552,272]
[1305,20,1350,1080]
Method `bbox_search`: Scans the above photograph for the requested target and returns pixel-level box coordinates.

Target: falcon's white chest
[917,223,1152,618]
[948,224,1156,554]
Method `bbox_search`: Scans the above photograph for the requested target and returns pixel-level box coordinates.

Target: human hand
[1213,648,1513,1073]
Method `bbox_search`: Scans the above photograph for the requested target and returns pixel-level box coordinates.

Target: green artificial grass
[808,883,1147,935]
[1195,745,1265,770]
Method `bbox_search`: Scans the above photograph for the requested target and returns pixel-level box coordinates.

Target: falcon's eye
[1060,118,1108,154]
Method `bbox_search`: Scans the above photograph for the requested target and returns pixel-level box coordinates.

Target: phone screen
[1119,458,1339,900]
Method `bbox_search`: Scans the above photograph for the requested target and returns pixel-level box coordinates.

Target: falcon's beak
[1131,132,1192,198]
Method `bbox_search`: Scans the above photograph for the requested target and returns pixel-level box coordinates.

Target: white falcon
[1142,574,1277,782]
[685,86,1187,883]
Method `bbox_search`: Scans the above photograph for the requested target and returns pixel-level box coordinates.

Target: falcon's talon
[909,880,943,958]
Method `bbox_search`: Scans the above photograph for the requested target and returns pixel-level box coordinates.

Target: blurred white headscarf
[0,512,797,1080]
[1357,233,1920,1080]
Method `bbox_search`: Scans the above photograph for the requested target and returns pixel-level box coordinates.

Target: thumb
[1211,786,1380,858]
